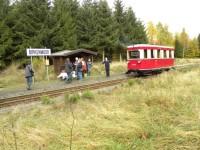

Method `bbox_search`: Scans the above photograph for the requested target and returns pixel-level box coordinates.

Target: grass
[0,67,200,149]
[0,58,200,89]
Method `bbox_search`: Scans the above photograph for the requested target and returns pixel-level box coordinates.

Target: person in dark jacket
[87,58,92,76]
[102,57,111,77]
[25,62,34,90]
[65,58,73,83]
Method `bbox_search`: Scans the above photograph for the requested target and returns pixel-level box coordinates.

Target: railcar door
[127,50,140,71]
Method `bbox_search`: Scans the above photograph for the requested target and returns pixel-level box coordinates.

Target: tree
[134,20,147,44]
[3,0,51,60]
[187,38,198,58]
[124,7,147,45]
[146,21,157,44]
[156,22,173,46]
[50,0,78,52]
[0,0,9,20]
[197,33,200,57]
[174,34,183,58]
[179,28,189,58]
[113,0,125,49]
[94,0,114,57]
[77,0,96,49]
[0,0,12,68]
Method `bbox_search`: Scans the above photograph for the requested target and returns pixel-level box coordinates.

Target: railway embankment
[0,67,200,149]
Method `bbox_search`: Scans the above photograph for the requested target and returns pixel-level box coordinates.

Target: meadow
[0,58,200,90]
[0,62,200,149]
[0,59,127,90]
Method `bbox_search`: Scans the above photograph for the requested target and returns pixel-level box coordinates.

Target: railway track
[0,63,199,109]
[0,77,128,109]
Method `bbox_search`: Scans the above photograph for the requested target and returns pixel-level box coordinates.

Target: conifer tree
[187,38,198,58]
[134,20,147,44]
[4,0,51,59]
[179,28,189,58]
[113,0,125,48]
[0,0,12,68]
[50,0,78,52]
[94,0,114,57]
[174,34,183,58]
[77,0,96,49]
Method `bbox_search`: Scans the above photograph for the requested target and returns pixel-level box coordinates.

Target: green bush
[41,95,54,105]
[69,94,80,103]
[82,90,94,100]
[128,79,134,86]
[64,93,80,104]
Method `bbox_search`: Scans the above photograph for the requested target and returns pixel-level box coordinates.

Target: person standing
[77,58,83,80]
[74,57,79,78]
[102,57,111,77]
[87,58,92,76]
[65,58,73,83]
[81,58,87,78]
[25,62,34,90]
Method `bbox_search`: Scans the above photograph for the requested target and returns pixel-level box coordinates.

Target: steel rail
[0,78,128,108]
[0,63,199,109]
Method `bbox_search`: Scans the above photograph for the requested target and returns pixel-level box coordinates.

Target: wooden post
[102,50,105,61]
[120,53,122,62]
[46,56,49,81]
[30,46,35,84]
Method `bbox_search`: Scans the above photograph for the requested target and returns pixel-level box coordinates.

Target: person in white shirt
[57,70,68,80]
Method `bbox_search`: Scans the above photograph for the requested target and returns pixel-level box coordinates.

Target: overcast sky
[106,0,199,38]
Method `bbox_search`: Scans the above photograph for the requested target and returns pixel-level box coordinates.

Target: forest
[0,0,200,69]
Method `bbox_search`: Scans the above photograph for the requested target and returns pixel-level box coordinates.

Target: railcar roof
[127,44,174,49]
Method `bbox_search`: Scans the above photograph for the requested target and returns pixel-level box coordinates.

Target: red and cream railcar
[127,44,174,75]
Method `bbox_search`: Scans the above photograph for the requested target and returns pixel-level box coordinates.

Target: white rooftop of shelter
[51,50,72,56]
[51,49,97,57]
[127,44,174,49]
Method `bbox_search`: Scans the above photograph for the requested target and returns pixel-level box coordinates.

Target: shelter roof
[51,49,97,57]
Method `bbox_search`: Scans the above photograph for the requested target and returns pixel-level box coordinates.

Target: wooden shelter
[50,49,97,74]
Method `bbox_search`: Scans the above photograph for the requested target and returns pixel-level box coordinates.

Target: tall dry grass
[0,58,55,89]
[0,67,200,149]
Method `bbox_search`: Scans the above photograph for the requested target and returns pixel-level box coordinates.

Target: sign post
[45,56,50,81]
[26,48,51,81]
[30,55,34,83]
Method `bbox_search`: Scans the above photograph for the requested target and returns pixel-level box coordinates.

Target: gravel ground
[0,73,126,99]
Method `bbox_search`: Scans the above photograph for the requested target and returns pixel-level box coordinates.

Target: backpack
[82,61,87,72]
[30,68,34,76]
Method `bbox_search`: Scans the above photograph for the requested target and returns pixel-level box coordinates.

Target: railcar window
[166,50,169,58]
[129,51,140,59]
[151,50,154,58]
[171,51,174,58]
[157,50,160,58]
[169,50,172,58]
[164,51,167,58]
[144,49,147,58]
[153,50,157,58]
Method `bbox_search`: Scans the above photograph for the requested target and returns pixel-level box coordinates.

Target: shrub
[64,93,80,104]
[41,96,54,105]
[82,90,94,100]
[69,94,80,103]
[128,79,134,86]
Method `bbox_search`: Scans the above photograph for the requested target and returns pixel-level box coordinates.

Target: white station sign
[27,48,51,56]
